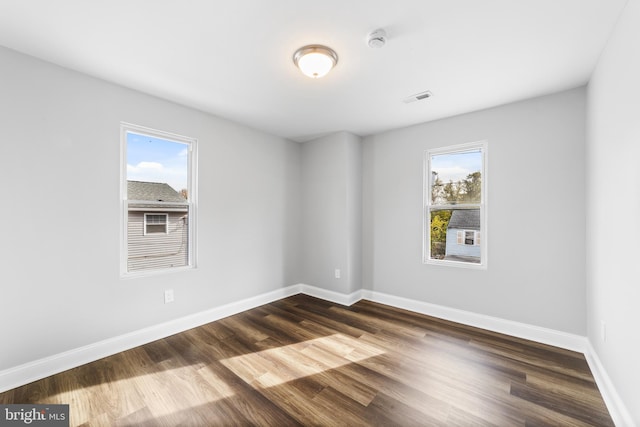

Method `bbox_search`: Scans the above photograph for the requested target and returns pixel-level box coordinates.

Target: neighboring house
[127,181,188,272]
[445,209,481,262]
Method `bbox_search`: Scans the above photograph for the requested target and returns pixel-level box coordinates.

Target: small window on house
[144,213,168,234]
[464,230,475,245]
[121,123,197,276]
[424,141,486,268]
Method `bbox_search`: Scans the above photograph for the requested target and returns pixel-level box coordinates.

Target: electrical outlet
[164,289,174,304]
[335,269,341,279]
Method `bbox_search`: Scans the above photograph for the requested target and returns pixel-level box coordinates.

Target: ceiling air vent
[403,90,433,104]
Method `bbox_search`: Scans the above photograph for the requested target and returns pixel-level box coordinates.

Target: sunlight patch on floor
[50,364,237,423]
[221,334,385,389]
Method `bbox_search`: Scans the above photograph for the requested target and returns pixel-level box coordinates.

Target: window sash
[144,213,168,235]
[120,122,198,277]
[424,141,486,269]
[464,230,475,245]
[145,214,167,225]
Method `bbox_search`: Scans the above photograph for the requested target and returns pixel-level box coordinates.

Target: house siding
[445,229,481,258]
[127,211,188,271]
[444,209,481,259]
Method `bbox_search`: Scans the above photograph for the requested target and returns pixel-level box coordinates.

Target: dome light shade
[293,45,338,78]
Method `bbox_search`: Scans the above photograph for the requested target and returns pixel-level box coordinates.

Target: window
[424,141,486,268]
[144,213,168,234]
[121,123,197,276]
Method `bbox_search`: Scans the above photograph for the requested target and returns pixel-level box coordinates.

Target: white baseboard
[0,284,302,394]
[584,342,636,427]
[360,289,588,353]
[359,289,634,427]
[299,284,363,306]
[1,284,633,427]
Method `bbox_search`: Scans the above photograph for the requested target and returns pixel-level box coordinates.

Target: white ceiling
[0,0,628,142]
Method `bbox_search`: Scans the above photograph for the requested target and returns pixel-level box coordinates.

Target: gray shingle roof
[127,181,186,202]
[447,209,480,230]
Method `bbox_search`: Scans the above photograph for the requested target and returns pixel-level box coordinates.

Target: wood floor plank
[510,381,614,426]
[0,295,613,426]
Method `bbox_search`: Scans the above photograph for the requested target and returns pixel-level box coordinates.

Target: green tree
[461,171,481,202]
[443,180,461,203]
[430,210,453,258]
[439,171,481,204]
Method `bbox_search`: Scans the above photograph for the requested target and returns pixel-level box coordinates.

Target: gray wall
[586,0,640,422]
[362,88,587,334]
[301,132,362,294]
[0,46,302,371]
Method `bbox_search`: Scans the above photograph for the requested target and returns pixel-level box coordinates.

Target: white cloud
[433,166,472,183]
[137,161,163,170]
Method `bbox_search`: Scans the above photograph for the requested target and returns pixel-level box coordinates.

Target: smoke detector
[367,29,387,48]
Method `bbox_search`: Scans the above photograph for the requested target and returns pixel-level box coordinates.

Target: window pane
[125,130,191,273]
[127,133,189,199]
[429,207,481,264]
[465,230,475,245]
[429,209,452,260]
[425,142,485,267]
[146,224,166,234]
[430,150,482,205]
[129,208,190,271]
[146,214,167,225]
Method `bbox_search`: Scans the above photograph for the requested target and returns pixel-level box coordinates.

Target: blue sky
[431,149,481,183]
[126,132,188,192]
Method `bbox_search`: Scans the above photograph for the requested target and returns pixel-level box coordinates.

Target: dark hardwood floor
[1,294,614,426]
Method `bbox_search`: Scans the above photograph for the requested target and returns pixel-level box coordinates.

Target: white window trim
[423,140,487,269]
[144,213,168,235]
[120,122,198,278]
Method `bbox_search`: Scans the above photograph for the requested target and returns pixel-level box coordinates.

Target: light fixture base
[293,45,338,78]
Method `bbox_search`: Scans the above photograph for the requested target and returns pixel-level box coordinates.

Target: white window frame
[423,141,487,269]
[144,213,168,235]
[120,122,198,278]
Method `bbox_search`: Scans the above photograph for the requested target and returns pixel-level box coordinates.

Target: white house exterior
[445,209,481,262]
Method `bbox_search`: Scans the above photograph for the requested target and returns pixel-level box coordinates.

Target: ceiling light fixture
[293,45,338,79]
